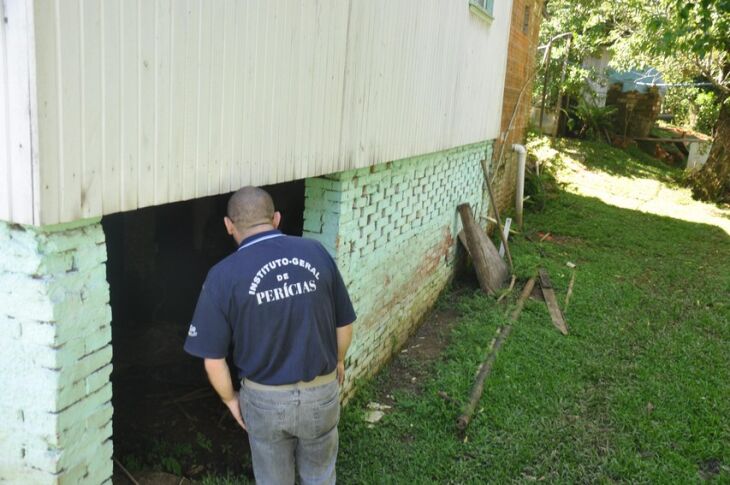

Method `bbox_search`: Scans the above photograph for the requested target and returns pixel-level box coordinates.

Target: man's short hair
[227,186,275,231]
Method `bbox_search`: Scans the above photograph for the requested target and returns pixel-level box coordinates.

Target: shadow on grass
[526,190,730,266]
[545,137,683,185]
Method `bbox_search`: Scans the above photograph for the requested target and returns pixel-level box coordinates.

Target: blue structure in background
[607,67,667,95]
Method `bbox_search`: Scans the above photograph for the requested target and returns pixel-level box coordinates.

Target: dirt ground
[111,320,254,484]
[350,278,480,450]
[372,295,465,407]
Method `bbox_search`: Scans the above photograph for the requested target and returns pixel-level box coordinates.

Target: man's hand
[204,358,247,432]
[224,395,246,430]
[336,360,345,385]
[336,324,353,386]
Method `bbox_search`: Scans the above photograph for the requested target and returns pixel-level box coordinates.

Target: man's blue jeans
[240,375,340,485]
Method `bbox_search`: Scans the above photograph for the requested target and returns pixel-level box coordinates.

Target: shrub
[662,87,721,136]
[566,98,617,142]
[524,152,560,213]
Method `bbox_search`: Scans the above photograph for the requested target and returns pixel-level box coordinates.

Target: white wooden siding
[7,0,513,225]
[1,0,37,224]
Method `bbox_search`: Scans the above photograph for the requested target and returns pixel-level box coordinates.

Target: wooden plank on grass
[539,268,569,335]
[456,276,537,432]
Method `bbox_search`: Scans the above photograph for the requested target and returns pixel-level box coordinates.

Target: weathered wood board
[538,268,569,335]
[458,203,508,295]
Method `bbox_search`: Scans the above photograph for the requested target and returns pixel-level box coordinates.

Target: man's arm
[336,323,353,385]
[204,358,246,430]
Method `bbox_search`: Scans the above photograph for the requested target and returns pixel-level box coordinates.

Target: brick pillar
[0,219,113,484]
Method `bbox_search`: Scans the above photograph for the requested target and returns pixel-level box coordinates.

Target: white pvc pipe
[513,144,527,227]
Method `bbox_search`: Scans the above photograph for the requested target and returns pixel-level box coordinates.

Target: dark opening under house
[102,181,305,478]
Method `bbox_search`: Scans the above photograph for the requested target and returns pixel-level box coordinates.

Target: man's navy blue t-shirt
[183,229,356,385]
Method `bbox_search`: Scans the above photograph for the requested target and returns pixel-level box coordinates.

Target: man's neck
[236,224,276,245]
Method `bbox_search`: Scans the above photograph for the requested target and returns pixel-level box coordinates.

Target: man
[184,186,356,484]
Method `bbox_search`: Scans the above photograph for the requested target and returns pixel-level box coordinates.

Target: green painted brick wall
[0,219,113,484]
[302,141,493,400]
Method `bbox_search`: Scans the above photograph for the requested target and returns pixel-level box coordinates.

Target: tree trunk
[690,100,730,203]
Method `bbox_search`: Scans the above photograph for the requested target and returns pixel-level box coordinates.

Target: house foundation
[0,141,490,481]
[0,219,113,483]
[302,141,492,400]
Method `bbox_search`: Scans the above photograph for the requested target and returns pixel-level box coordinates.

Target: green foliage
[534,1,627,109]
[533,54,591,115]
[154,440,193,475]
[196,432,214,453]
[568,99,617,141]
[121,439,195,477]
[646,0,730,64]
[537,0,729,132]
[693,91,722,135]
[662,88,695,130]
[523,140,561,213]
[160,456,183,476]
[199,473,253,485]
[538,1,618,63]
[663,88,722,136]
[523,164,558,214]
[621,1,727,96]
[122,455,143,473]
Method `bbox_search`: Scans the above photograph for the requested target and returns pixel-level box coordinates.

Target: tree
[540,0,730,202]
[611,0,729,202]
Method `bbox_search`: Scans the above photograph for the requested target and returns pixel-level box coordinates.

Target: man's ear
[272,211,282,229]
[223,216,235,236]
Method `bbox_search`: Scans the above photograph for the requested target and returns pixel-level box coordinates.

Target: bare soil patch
[111,320,254,484]
[373,287,468,406]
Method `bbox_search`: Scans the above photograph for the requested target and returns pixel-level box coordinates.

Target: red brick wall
[491,0,544,216]
[606,85,662,138]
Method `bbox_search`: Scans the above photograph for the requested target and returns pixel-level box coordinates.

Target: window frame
[522,5,531,33]
[469,0,494,23]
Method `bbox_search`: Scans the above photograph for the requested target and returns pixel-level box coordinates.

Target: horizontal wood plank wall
[28,0,512,225]
[1,0,37,224]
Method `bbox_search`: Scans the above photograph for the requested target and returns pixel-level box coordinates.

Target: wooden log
[457,230,472,258]
[564,270,576,312]
[458,203,508,295]
[496,275,517,303]
[456,276,537,432]
[539,268,569,335]
[509,277,537,322]
[114,457,140,485]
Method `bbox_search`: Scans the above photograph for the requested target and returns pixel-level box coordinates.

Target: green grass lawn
[336,137,730,483]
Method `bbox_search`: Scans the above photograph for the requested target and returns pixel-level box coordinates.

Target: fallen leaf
[366,402,392,411]
[364,410,385,424]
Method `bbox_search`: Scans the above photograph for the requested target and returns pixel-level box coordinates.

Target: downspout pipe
[513,144,527,228]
